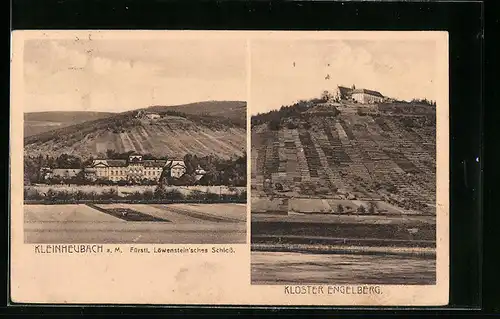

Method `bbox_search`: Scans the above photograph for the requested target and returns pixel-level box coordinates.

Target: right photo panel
[250,36,438,285]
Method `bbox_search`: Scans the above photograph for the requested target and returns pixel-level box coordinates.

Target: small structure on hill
[136,110,161,119]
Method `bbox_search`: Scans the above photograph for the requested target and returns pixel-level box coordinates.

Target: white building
[145,113,161,119]
[87,154,186,183]
[351,89,385,104]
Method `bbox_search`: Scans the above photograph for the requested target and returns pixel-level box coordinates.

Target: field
[251,197,419,215]
[147,101,247,126]
[251,107,436,214]
[24,111,115,137]
[24,203,246,243]
[26,185,246,197]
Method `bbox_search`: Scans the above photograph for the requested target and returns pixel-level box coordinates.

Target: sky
[250,39,437,115]
[23,38,247,113]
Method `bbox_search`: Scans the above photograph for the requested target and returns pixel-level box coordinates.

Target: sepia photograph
[250,38,440,285]
[22,36,247,244]
[11,31,448,306]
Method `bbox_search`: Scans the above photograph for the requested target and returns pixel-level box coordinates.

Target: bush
[164,189,184,200]
[100,188,119,200]
[88,191,98,201]
[357,109,367,116]
[357,205,366,214]
[315,187,330,195]
[368,202,377,214]
[127,191,143,200]
[75,190,86,201]
[24,188,43,200]
[143,189,155,200]
[337,204,344,214]
[46,189,57,201]
[153,186,166,199]
[238,190,247,201]
[205,192,220,201]
[268,119,281,131]
[186,190,206,200]
[298,181,316,196]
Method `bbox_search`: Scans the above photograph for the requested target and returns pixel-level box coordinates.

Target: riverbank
[251,243,435,258]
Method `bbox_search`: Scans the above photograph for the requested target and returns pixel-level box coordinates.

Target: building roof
[143,160,167,167]
[52,168,82,176]
[351,88,384,98]
[171,162,186,168]
[337,86,353,96]
[107,159,128,167]
[92,159,127,167]
[88,156,184,168]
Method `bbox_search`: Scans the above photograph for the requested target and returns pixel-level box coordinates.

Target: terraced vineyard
[25,114,246,159]
[251,104,436,214]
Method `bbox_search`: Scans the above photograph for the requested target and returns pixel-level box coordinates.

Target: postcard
[11,30,448,306]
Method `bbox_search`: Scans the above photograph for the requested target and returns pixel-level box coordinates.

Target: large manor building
[41,154,194,183]
[331,84,385,104]
[87,154,186,182]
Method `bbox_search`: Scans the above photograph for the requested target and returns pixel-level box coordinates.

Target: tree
[183,154,195,174]
[337,204,344,214]
[75,170,88,185]
[357,205,366,214]
[154,185,166,199]
[268,119,281,131]
[368,202,376,214]
[321,90,331,101]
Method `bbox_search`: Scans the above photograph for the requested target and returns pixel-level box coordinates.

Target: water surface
[251,251,435,285]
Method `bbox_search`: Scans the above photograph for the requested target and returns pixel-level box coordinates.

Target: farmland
[147,101,247,127]
[24,111,115,137]
[24,203,246,244]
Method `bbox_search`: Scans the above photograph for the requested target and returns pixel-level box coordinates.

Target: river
[251,251,436,285]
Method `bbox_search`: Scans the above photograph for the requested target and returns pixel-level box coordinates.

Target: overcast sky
[23,38,247,113]
[250,39,437,115]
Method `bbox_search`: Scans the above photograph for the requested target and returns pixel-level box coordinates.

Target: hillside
[24,111,116,137]
[24,109,246,159]
[147,101,246,126]
[251,100,436,214]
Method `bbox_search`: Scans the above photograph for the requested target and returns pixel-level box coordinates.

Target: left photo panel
[21,34,248,244]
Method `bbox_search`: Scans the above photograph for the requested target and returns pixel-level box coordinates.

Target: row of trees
[251,97,340,131]
[159,110,244,129]
[24,186,247,202]
[251,99,319,128]
[410,98,437,107]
